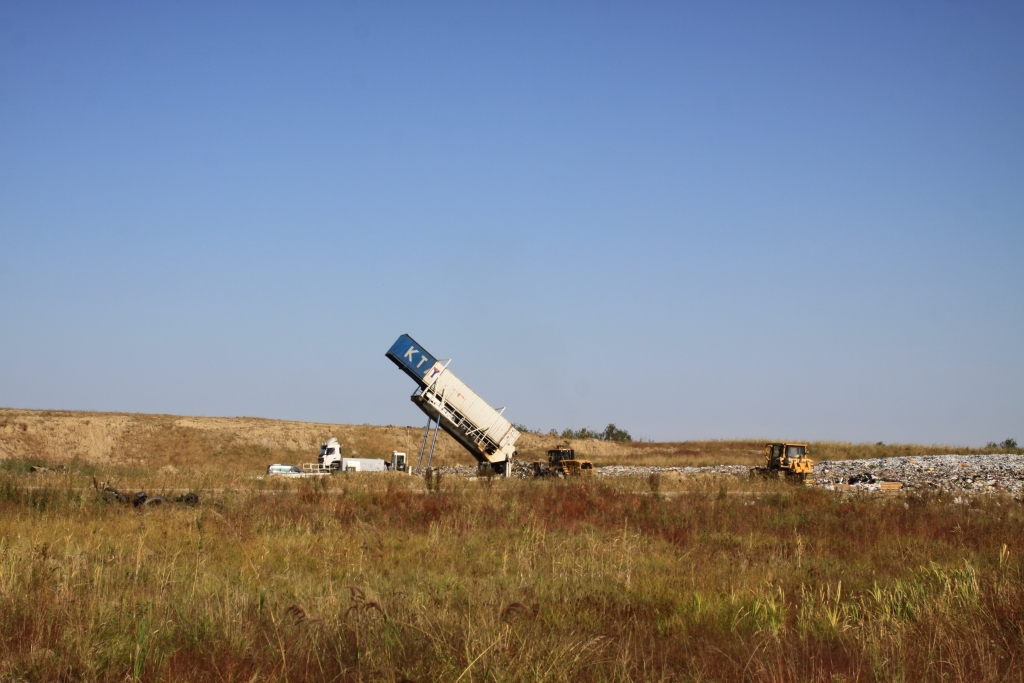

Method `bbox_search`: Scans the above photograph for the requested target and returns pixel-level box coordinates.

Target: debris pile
[508,459,536,479]
[429,461,753,479]
[811,454,1024,495]
[424,460,535,479]
[407,454,1024,496]
[99,486,200,508]
[428,465,479,478]
[595,464,752,478]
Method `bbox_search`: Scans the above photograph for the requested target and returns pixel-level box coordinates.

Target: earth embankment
[1,408,1013,474]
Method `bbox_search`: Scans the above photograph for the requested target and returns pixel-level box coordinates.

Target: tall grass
[0,467,1021,682]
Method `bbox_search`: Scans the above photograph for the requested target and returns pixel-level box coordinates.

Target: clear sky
[1,2,1021,445]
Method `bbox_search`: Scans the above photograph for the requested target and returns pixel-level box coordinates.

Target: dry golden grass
[1,409,1006,474]
[0,466,1021,682]
[0,409,470,472]
[1,410,1023,681]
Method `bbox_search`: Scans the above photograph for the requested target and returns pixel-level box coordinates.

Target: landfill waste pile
[430,462,762,481]
[810,453,1024,495]
[428,454,1024,495]
[595,464,752,479]
[421,459,536,479]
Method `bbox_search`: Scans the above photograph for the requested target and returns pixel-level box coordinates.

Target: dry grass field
[0,409,1006,473]
[1,409,1022,682]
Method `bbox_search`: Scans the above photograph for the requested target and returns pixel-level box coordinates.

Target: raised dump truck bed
[386,334,520,474]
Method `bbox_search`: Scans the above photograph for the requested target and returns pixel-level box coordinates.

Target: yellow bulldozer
[533,446,594,477]
[751,442,814,481]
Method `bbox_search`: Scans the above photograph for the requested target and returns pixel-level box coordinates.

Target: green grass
[0,467,1021,682]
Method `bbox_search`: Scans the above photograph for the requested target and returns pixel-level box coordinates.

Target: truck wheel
[143,496,168,508]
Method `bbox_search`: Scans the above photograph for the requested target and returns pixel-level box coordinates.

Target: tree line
[513,423,633,442]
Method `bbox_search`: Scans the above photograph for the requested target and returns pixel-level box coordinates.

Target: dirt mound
[0,409,469,471]
[0,409,758,472]
[3,408,1000,474]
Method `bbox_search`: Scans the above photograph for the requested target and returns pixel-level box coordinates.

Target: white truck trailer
[302,437,389,473]
[386,334,520,475]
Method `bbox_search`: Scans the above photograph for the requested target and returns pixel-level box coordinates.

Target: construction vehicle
[389,451,409,472]
[386,334,520,476]
[316,437,344,470]
[302,437,388,473]
[533,446,594,477]
[751,443,814,481]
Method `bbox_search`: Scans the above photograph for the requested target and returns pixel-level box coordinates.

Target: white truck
[301,437,402,473]
[386,334,520,475]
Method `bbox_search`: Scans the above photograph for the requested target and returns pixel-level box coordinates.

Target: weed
[2,410,1023,681]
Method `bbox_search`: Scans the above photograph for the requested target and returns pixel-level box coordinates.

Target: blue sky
[1,2,1021,445]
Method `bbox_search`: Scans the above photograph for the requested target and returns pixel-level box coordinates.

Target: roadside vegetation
[0,465,1022,682]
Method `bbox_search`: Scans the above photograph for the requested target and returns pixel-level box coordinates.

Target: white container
[340,458,388,472]
[427,366,517,446]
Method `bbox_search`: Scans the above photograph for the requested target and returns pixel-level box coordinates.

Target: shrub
[601,423,632,442]
[558,424,633,442]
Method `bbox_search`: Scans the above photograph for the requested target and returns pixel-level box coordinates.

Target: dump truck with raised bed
[386,334,520,476]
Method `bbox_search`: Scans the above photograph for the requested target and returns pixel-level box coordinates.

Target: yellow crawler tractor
[752,443,814,481]
[533,446,594,477]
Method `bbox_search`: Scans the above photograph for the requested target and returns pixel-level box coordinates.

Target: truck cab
[318,437,343,470]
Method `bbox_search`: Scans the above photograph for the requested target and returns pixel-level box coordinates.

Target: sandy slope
[0,408,770,471]
[4,408,991,472]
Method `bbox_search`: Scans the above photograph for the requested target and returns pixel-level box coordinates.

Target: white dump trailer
[386,334,520,475]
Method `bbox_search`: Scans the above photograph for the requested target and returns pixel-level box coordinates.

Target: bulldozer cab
[547,447,575,466]
[764,443,813,474]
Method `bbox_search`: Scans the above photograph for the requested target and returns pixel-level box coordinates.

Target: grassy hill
[0,408,1006,473]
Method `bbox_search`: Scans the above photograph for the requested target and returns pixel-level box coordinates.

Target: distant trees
[558,426,601,440]
[986,438,1018,450]
[561,423,632,442]
[516,423,633,442]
